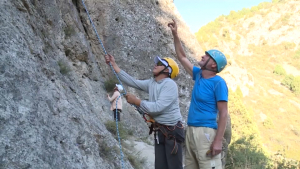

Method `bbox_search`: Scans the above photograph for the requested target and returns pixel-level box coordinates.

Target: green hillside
[195,0,300,168]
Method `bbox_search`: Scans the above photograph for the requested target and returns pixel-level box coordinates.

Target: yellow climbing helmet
[164,57,179,79]
[154,56,179,79]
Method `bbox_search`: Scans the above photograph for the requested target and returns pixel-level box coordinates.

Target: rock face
[0,0,231,168]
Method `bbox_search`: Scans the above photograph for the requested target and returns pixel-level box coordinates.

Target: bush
[281,14,291,25]
[226,136,269,169]
[235,86,243,98]
[263,118,274,129]
[227,90,270,168]
[58,60,71,75]
[125,151,146,169]
[273,65,286,76]
[249,22,255,28]
[222,29,231,41]
[64,26,75,38]
[283,42,295,50]
[99,142,119,161]
[281,75,300,95]
[94,134,119,161]
[293,49,300,59]
[271,151,300,169]
[291,76,300,95]
[104,78,119,92]
[291,128,299,136]
[105,121,132,140]
[282,74,294,89]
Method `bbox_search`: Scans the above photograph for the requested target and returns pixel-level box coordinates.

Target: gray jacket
[118,70,182,126]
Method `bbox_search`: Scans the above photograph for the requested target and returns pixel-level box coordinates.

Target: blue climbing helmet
[205,49,227,73]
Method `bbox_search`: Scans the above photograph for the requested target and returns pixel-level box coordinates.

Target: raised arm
[168,19,193,77]
[105,54,150,92]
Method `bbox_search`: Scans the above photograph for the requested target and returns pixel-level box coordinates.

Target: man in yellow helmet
[105,54,184,169]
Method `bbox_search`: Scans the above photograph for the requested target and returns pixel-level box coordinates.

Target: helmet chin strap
[201,57,217,73]
[154,67,170,78]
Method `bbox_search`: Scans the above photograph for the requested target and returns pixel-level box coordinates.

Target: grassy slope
[195,0,300,162]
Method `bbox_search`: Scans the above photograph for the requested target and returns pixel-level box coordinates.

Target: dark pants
[112,109,121,121]
[154,122,185,169]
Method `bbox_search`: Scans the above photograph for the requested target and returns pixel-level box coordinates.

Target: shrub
[58,60,71,75]
[104,78,119,92]
[273,65,286,76]
[99,142,119,161]
[263,118,274,129]
[235,86,243,98]
[283,42,295,50]
[125,151,146,169]
[94,134,119,161]
[222,29,231,41]
[227,91,270,168]
[291,76,300,95]
[281,75,300,95]
[291,128,299,136]
[105,121,131,140]
[64,26,75,38]
[271,151,300,169]
[293,49,300,59]
[281,14,291,25]
[282,75,294,89]
[226,136,269,169]
[281,75,294,89]
[249,22,255,28]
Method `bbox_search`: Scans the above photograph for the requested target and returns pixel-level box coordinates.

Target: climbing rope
[81,0,126,168]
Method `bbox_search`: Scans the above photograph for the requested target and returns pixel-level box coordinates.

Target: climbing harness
[153,121,184,154]
[135,106,155,134]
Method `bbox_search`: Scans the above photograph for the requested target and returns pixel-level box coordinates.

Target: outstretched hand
[168,19,178,35]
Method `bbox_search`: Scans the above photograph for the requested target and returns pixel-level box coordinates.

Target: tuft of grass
[99,142,117,159]
[124,150,147,169]
[94,134,119,161]
[58,60,71,75]
[105,121,132,140]
[140,137,153,145]
[263,118,274,129]
[291,129,299,136]
[64,26,75,38]
[248,21,255,28]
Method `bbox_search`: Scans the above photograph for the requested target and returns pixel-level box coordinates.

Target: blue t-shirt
[187,66,228,129]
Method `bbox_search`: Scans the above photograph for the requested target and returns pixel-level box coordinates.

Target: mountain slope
[195,0,300,162]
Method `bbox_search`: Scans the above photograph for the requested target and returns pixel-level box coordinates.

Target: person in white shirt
[107,84,123,121]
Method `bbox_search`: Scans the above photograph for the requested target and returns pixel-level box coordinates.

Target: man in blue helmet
[168,19,228,169]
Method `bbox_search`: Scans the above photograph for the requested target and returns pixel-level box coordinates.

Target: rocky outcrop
[0,0,231,168]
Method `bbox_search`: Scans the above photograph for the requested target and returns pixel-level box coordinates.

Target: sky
[174,0,271,33]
